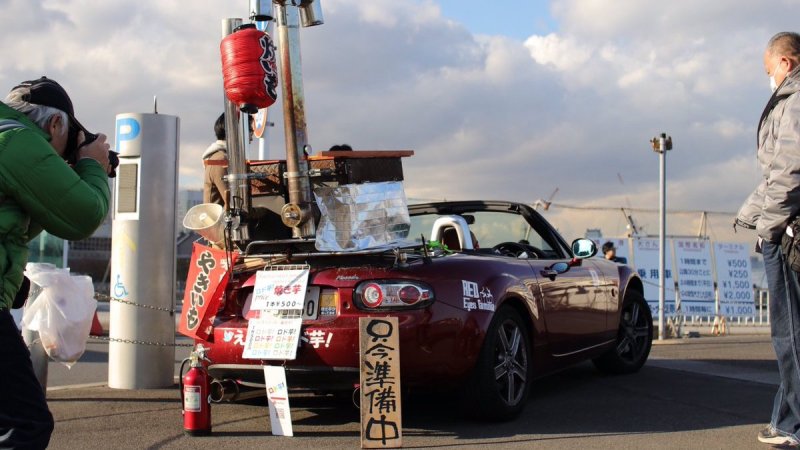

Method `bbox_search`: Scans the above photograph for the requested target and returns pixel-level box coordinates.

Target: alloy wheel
[493,319,528,406]
[616,300,650,363]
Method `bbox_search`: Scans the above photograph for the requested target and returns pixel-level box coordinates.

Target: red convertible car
[200,199,652,420]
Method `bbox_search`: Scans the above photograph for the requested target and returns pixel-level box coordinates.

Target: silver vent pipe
[274,1,318,238]
[249,0,273,22]
[298,0,324,27]
[221,17,251,242]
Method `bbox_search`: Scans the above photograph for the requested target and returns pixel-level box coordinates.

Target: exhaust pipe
[275,2,316,238]
[209,379,265,403]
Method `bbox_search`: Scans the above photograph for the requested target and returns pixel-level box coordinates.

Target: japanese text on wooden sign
[359,317,402,448]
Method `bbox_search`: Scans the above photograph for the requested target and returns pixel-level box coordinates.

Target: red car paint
[201,200,644,392]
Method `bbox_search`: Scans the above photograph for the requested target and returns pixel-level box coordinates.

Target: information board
[630,238,676,316]
[673,239,715,315]
[713,242,756,317]
[250,267,310,311]
[242,317,303,360]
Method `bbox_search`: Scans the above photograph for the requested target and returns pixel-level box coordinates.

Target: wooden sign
[359,317,402,448]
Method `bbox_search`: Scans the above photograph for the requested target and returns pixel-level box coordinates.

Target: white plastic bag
[21,263,97,368]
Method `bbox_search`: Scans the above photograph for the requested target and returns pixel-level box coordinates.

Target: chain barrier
[88,335,195,348]
[93,292,177,314]
[90,293,192,347]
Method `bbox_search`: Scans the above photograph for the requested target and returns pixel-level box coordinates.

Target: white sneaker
[758,425,800,446]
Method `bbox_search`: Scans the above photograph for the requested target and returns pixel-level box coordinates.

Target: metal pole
[651,133,672,340]
[22,327,48,391]
[275,1,316,238]
[221,18,252,245]
[660,138,666,339]
[253,5,274,161]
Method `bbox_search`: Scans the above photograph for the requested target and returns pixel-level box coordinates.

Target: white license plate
[302,286,321,320]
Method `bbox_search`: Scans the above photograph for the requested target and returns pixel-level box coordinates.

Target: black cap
[13,76,88,134]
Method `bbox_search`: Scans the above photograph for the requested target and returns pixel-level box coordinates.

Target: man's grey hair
[3,87,68,137]
[767,32,800,63]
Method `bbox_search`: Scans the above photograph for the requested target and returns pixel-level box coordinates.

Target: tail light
[354,280,434,310]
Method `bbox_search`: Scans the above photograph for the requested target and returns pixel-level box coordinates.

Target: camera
[64,128,119,178]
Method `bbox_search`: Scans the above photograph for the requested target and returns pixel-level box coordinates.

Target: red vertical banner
[178,243,238,341]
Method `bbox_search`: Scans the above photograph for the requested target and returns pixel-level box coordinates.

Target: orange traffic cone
[90,311,104,336]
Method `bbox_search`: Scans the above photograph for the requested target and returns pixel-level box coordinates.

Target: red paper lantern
[220,24,278,113]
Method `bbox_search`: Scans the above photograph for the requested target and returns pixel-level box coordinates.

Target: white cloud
[0,0,792,241]
[524,33,593,71]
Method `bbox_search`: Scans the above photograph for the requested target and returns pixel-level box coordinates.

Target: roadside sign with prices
[714,242,756,317]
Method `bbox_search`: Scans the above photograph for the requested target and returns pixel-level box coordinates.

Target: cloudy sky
[1,0,796,242]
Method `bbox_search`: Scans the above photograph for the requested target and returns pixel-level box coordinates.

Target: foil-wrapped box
[314,181,411,251]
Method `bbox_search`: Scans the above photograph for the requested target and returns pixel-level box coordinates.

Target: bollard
[22,328,48,392]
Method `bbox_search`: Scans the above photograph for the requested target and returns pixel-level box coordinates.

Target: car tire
[462,306,532,421]
[592,289,653,374]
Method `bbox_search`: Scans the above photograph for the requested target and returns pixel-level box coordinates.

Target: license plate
[302,287,320,320]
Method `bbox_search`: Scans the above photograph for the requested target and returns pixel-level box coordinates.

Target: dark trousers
[0,308,53,449]
[763,240,800,439]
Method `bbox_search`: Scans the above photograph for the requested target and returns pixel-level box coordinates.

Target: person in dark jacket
[0,76,111,449]
[602,241,627,264]
[736,32,800,447]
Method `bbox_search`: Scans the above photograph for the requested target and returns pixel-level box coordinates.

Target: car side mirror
[571,238,597,259]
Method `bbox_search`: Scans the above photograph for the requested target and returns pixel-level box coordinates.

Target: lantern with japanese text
[220,24,278,113]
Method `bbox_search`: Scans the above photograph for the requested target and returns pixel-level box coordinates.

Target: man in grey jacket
[736,31,800,447]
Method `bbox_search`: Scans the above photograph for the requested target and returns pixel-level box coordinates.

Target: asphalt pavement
[39,331,782,450]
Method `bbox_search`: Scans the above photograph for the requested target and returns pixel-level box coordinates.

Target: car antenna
[420,233,431,263]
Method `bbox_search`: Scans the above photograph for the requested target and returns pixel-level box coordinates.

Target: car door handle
[540,269,558,281]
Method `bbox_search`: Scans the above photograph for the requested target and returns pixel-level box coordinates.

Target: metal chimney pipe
[275,2,315,238]
[250,0,273,21]
[221,18,251,242]
[298,0,324,27]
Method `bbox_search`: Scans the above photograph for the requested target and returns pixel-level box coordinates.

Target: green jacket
[0,102,109,310]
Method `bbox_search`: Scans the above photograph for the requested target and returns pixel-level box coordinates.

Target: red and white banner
[178,243,238,341]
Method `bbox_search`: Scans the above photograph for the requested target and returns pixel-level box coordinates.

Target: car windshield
[409,210,560,257]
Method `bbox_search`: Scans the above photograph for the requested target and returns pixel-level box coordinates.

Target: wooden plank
[315,150,414,159]
[359,317,402,448]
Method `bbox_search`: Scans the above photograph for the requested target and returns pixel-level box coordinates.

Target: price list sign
[250,268,309,312]
[673,239,715,315]
[631,238,676,316]
[713,242,755,317]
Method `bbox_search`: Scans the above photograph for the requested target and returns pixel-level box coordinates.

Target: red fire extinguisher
[180,348,211,436]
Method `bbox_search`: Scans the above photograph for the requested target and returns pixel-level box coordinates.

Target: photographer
[0,76,111,449]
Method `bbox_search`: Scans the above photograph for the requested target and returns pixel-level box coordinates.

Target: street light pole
[650,133,672,340]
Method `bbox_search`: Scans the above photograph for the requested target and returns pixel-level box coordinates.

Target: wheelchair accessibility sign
[114,273,129,299]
